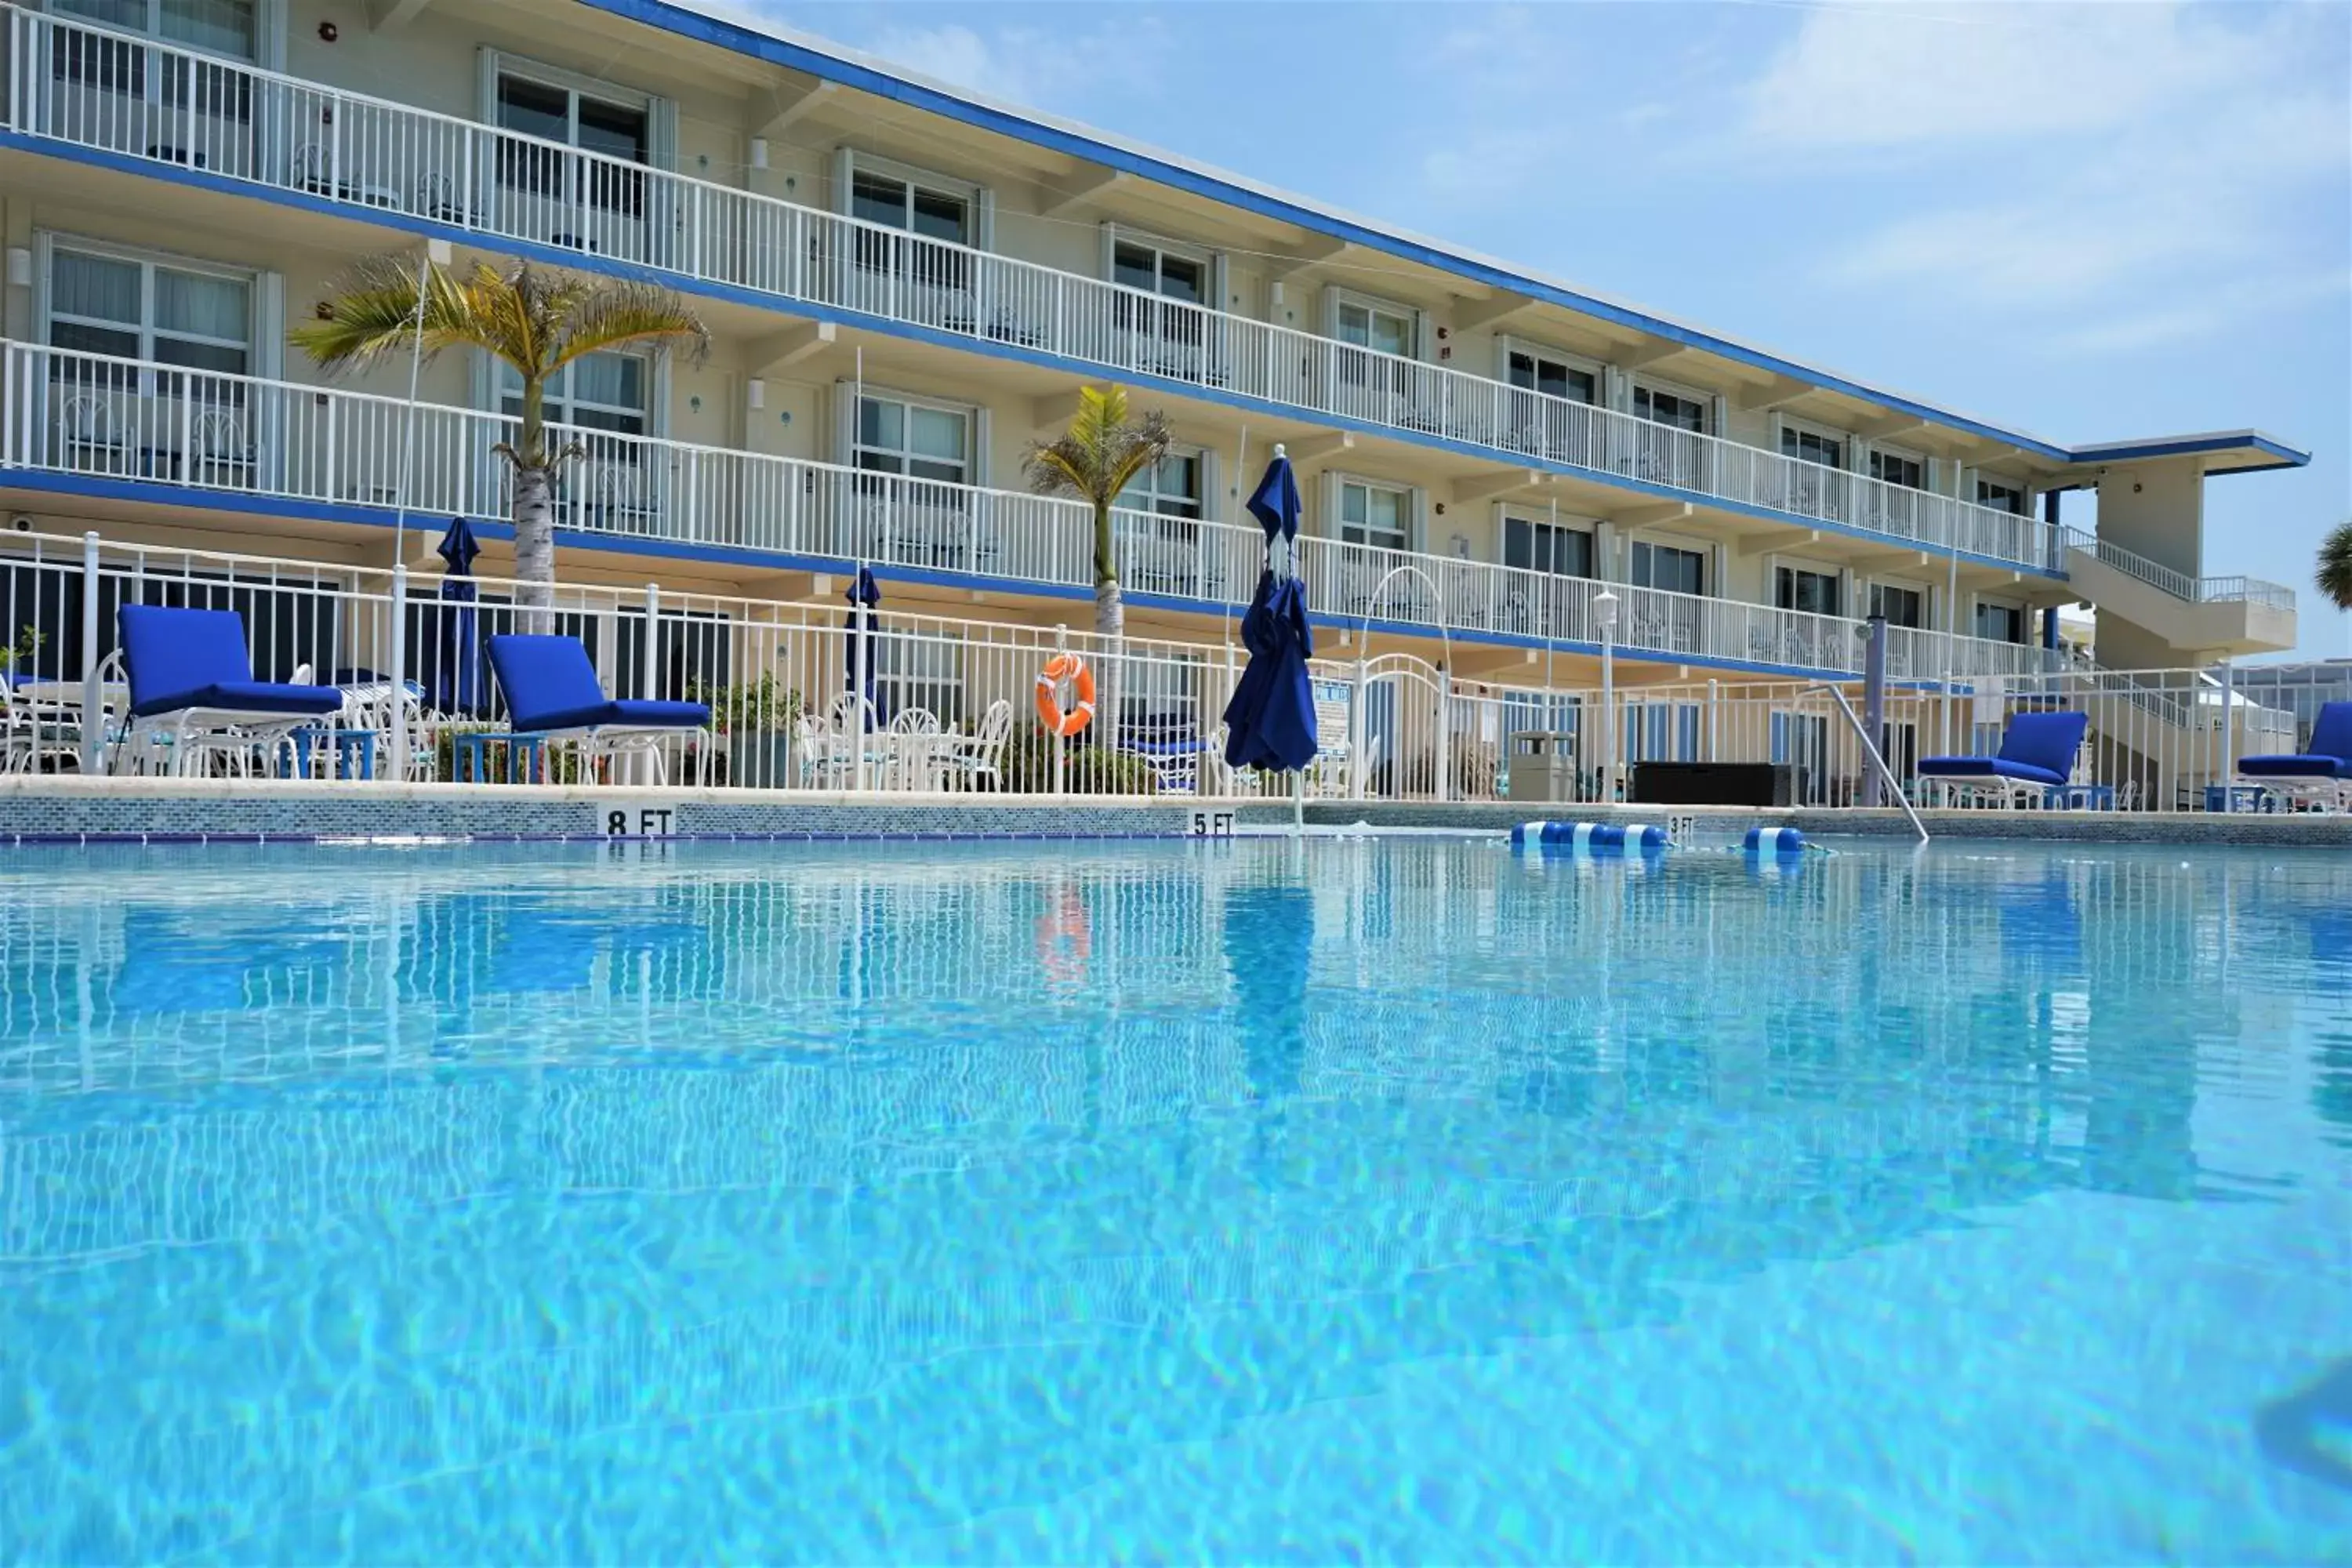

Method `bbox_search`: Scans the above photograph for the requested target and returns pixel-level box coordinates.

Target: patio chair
[2238,700,2352,811]
[115,605,345,777]
[1917,710,2090,809]
[941,699,1014,792]
[485,633,711,785]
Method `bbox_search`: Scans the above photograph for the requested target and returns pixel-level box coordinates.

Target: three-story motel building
[0,0,2310,742]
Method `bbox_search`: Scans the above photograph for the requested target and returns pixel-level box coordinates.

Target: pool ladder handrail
[1802,683,1930,844]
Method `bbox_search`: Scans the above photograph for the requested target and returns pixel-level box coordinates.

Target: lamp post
[1594,587,1618,805]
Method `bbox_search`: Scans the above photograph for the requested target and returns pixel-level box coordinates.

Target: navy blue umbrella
[1222,452,1319,773]
[434,516,485,717]
[844,565,884,729]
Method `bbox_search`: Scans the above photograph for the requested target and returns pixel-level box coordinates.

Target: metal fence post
[387,561,408,782]
[2220,659,2236,805]
[78,530,101,772]
[641,582,661,787]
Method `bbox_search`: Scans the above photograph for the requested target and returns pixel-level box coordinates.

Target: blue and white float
[1743,826,1807,856]
[1511,821,1670,854]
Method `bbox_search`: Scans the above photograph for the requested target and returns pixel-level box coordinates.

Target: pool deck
[2,776,2348,848]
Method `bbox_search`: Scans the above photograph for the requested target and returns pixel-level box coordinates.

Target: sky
[750,0,2351,657]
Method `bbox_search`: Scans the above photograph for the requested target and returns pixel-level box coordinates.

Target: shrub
[992,721,1161,795]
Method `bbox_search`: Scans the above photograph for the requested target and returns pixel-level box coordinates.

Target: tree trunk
[1091,502,1123,637]
[512,463,557,633]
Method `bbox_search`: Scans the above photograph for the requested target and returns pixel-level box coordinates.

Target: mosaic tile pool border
[2,783,2348,848]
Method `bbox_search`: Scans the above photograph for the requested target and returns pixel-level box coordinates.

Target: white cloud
[851,18,1171,114]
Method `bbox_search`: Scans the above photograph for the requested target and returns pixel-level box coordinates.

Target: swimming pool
[1,837,2346,1563]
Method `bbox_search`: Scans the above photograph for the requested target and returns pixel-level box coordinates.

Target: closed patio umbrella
[434,516,484,717]
[1221,448,1319,776]
[844,564,884,729]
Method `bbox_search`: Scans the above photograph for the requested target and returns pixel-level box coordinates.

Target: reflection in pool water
[0,840,2347,1562]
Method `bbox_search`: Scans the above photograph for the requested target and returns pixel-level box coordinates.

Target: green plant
[431,721,588,785]
[0,625,43,672]
[691,673,802,736]
[1022,384,1172,637]
[292,257,709,621]
[2318,517,2352,612]
[992,722,1161,796]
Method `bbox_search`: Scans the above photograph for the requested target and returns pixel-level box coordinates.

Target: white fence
[0,2,2100,578]
[0,528,2334,810]
[0,341,2067,683]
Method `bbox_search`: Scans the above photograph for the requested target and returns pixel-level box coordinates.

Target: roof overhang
[2046,431,2313,491]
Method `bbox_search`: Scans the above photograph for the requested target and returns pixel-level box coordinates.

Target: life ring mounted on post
[1035,653,1096,737]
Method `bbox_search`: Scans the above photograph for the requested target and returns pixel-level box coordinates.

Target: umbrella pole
[1290,766,1304,836]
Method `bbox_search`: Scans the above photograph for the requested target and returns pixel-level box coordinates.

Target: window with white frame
[1503,514,1592,578]
[1869,449,1925,489]
[1774,564,1842,616]
[1117,451,1203,519]
[53,0,257,60]
[495,66,650,217]
[1977,477,2027,515]
[1781,424,1844,469]
[47,242,251,374]
[500,353,647,437]
[1506,343,1598,406]
[854,392,971,486]
[1112,239,1206,307]
[1974,599,2027,644]
[1333,293,1416,398]
[1629,539,1705,595]
[852,166,971,247]
[1338,477,1411,552]
[840,152,977,296]
[1634,384,1706,432]
[1869,583,1925,629]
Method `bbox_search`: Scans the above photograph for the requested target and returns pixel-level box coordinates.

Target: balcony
[0,340,2060,685]
[2059,527,2296,657]
[0,5,2071,576]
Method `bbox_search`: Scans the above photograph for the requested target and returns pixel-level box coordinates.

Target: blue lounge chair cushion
[522,698,710,735]
[1914,755,2071,788]
[119,604,343,719]
[488,634,708,734]
[2238,754,2352,779]
[1919,709,2089,791]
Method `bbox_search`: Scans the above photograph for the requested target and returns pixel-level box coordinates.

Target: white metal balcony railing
[0,340,2063,683]
[2060,526,2294,612]
[0,5,2078,579]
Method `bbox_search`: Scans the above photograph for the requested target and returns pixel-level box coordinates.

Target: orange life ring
[1033,653,1096,737]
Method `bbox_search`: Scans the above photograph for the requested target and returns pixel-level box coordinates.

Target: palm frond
[550,277,710,371]
[2318,517,2352,612]
[1021,386,1171,508]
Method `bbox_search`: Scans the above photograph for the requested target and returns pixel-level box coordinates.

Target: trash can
[1505,731,1579,804]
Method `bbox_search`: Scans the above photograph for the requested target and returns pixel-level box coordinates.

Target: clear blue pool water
[1,837,2348,1564]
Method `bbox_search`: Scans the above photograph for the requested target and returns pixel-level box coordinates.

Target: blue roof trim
[2063,432,2310,466]
[578,0,2302,470]
[3,133,2074,580]
[3,470,1988,685]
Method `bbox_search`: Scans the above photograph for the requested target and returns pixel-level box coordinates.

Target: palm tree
[2318,517,2352,612]
[292,257,708,621]
[1023,384,1172,637]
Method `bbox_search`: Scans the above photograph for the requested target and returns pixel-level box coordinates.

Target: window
[1869,584,1924,629]
[1504,516,1592,579]
[1113,241,1204,307]
[1339,479,1410,552]
[854,394,970,486]
[1629,540,1705,596]
[1977,478,2027,515]
[1775,565,1842,616]
[1337,299,1413,358]
[1975,601,2026,644]
[501,353,646,437]
[496,71,649,219]
[1781,426,1844,468]
[1116,452,1202,520]
[54,0,256,60]
[48,245,250,374]
[1869,450,1925,489]
[1508,347,1596,406]
[1634,385,1706,432]
[852,169,970,246]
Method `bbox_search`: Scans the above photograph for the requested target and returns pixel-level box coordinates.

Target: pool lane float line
[1744,826,1808,856]
[1510,821,1670,854]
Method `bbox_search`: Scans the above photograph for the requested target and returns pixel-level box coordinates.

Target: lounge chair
[1917,709,2090,808]
[115,605,344,776]
[2238,700,2352,811]
[485,633,711,785]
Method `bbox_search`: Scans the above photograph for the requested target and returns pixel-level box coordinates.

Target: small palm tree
[292,257,709,621]
[1024,384,1172,637]
[2318,517,2352,612]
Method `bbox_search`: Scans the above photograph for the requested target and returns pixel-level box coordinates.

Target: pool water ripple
[0,838,2347,1563]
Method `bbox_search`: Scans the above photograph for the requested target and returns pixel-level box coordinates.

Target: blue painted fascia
[577,0,2311,475]
[0,133,2076,579]
[2,467,1971,685]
